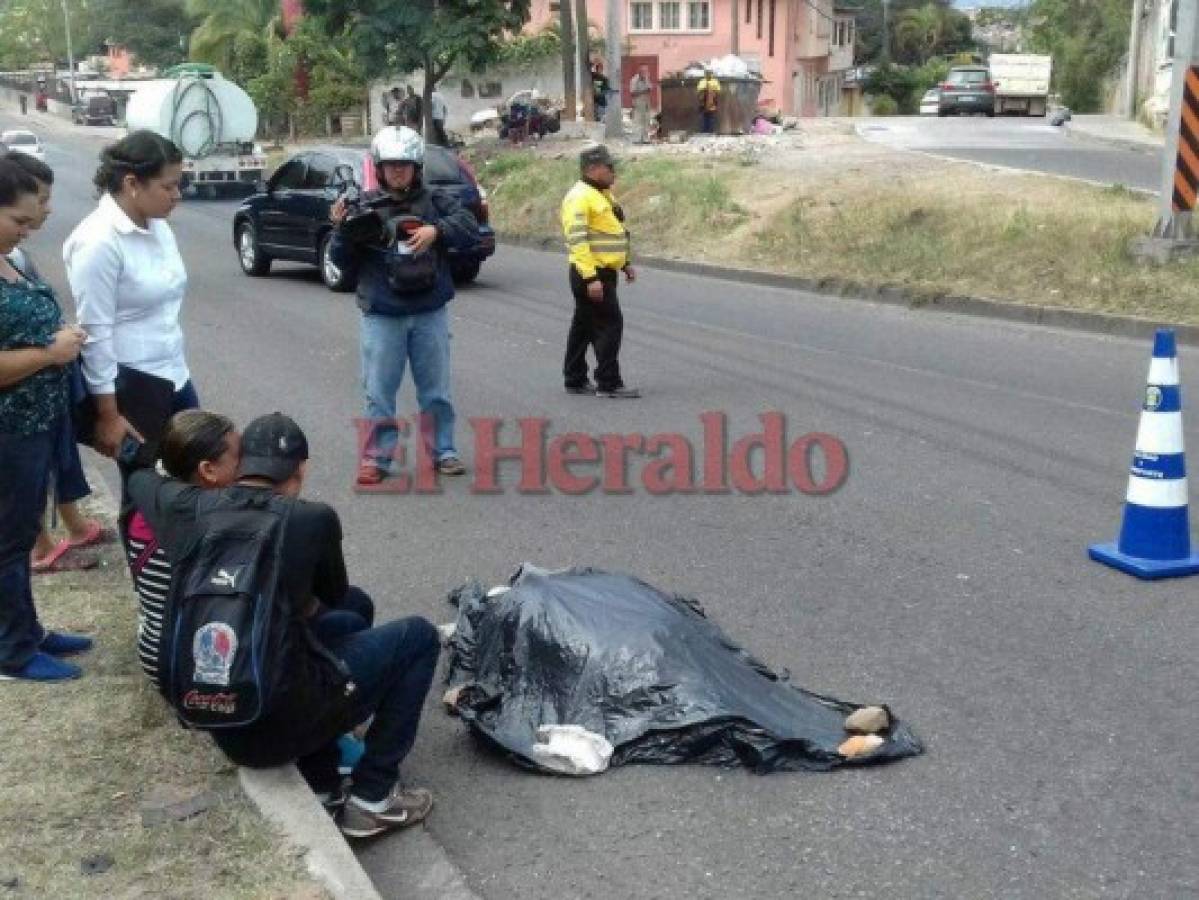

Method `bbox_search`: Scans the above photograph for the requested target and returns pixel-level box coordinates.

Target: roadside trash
[445,565,923,775]
[529,725,615,776]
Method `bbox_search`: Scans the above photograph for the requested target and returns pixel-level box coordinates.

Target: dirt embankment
[467,123,1199,325]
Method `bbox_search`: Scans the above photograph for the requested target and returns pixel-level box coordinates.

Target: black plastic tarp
[445,566,923,774]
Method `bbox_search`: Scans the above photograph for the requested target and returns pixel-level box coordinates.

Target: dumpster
[659,75,763,135]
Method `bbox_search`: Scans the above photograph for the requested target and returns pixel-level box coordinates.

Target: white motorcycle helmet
[371,125,425,166]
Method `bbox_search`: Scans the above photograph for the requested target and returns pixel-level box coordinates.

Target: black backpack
[161,490,337,730]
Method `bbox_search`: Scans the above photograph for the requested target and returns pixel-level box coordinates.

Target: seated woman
[126,410,241,687]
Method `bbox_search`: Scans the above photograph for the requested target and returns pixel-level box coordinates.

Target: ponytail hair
[93,130,183,195]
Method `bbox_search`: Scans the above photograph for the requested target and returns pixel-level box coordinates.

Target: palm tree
[187,0,283,71]
[895,3,945,64]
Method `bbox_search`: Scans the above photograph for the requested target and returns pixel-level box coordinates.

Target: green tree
[187,0,283,74]
[863,62,924,113]
[0,0,86,71]
[305,0,532,137]
[855,0,972,66]
[88,0,196,70]
[895,4,945,63]
[1027,0,1131,112]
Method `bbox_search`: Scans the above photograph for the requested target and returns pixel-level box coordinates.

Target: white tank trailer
[125,65,265,197]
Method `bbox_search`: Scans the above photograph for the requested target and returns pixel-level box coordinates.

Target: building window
[660,0,681,30]
[629,0,709,32]
[631,0,653,30]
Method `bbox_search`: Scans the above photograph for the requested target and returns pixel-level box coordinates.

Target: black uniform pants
[564,266,623,391]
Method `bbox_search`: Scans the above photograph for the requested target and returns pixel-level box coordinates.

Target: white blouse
[63,193,190,395]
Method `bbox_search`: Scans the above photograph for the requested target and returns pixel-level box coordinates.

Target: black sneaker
[596,386,641,399]
[565,383,596,395]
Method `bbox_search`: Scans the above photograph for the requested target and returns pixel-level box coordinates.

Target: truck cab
[72,93,116,126]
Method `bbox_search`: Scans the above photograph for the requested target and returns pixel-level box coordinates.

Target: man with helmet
[329,126,480,485]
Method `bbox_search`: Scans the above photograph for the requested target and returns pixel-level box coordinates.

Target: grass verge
[0,494,325,900]
[468,142,1199,325]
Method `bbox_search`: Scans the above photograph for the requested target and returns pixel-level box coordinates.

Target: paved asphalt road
[14,112,1199,899]
[857,116,1161,192]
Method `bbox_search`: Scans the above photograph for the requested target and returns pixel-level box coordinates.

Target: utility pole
[1136,0,1199,259]
[576,0,594,121]
[61,0,76,104]
[604,0,622,138]
[881,0,891,64]
[560,0,577,121]
[1125,0,1146,120]
[732,0,740,55]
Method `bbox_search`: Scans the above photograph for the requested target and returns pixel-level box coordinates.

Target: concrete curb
[80,458,383,900]
[1064,121,1163,154]
[239,766,383,900]
[497,233,1199,345]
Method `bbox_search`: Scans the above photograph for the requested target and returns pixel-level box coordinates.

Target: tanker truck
[125,64,265,197]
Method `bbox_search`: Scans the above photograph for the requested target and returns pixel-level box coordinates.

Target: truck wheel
[319,233,354,292]
[237,222,272,277]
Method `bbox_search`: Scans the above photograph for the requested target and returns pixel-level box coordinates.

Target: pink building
[527,0,858,116]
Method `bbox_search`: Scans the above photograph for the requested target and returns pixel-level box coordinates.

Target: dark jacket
[127,470,357,767]
[329,183,479,317]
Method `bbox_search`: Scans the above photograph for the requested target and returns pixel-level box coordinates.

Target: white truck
[125,63,265,197]
[988,54,1052,117]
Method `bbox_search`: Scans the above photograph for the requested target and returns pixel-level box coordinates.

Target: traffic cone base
[1088,541,1199,579]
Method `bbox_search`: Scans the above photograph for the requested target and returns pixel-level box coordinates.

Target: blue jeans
[360,308,458,465]
[0,426,54,670]
[53,415,90,505]
[297,615,440,801]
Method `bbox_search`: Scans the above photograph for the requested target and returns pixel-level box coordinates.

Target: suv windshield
[5,133,35,145]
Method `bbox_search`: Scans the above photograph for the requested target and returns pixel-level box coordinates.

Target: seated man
[128,412,439,838]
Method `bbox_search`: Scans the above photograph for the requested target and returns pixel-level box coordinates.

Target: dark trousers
[119,379,200,533]
[53,415,90,505]
[0,427,54,670]
[296,612,440,801]
[701,111,717,134]
[564,267,624,392]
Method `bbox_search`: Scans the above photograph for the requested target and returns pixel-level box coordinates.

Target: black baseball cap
[580,145,616,170]
[238,412,309,483]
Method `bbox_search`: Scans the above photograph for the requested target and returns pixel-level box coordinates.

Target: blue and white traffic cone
[1089,329,1199,579]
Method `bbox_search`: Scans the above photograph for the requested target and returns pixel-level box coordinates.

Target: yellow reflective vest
[561,180,630,280]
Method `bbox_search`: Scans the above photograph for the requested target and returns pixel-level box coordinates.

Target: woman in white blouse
[63,131,192,459]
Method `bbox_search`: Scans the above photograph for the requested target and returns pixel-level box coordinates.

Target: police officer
[561,146,639,399]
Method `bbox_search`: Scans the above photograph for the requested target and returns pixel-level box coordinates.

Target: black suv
[232,144,495,291]
[937,67,995,117]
